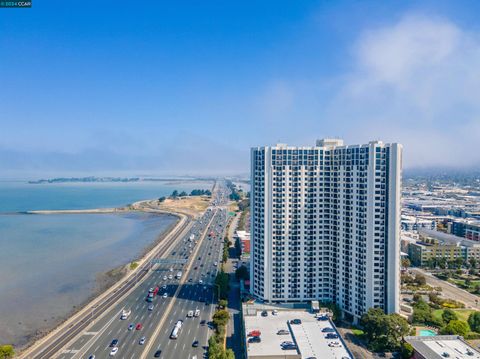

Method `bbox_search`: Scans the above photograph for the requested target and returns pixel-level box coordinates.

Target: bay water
[0,180,211,347]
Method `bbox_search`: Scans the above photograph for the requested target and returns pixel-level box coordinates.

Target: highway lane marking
[139,211,218,359]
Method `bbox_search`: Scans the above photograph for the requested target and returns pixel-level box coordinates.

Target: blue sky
[2,0,480,177]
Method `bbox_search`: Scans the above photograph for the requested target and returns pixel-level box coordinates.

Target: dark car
[192,340,199,347]
[317,315,329,321]
[290,319,302,325]
[110,339,118,347]
[325,333,339,339]
[194,266,198,270]
[249,336,261,343]
[261,311,268,317]
[154,349,162,357]
[322,327,335,333]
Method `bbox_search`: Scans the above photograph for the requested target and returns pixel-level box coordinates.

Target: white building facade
[250,139,402,321]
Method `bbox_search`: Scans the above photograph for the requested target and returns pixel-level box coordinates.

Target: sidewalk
[224,210,244,358]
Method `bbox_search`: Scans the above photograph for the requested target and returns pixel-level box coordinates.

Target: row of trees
[158,189,213,202]
[208,307,235,359]
[425,257,478,270]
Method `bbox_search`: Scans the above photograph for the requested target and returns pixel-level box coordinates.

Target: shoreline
[14,203,184,354]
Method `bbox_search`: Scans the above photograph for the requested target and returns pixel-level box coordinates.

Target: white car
[169,267,173,272]
[187,310,194,317]
[199,280,203,284]
[139,336,146,345]
[162,293,168,298]
[168,275,173,280]
[109,347,118,356]
[194,309,200,317]
[162,285,167,289]
[163,276,167,280]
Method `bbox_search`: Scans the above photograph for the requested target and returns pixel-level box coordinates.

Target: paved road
[48,181,231,359]
[411,268,480,309]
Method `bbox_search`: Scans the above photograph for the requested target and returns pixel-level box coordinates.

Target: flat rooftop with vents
[405,335,480,359]
[243,304,353,359]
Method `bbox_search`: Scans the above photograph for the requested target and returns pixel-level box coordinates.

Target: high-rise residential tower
[250,139,402,321]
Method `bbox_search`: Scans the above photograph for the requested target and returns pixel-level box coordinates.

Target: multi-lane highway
[42,181,230,359]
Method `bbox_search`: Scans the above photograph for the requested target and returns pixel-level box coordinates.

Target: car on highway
[162,293,168,298]
[120,309,131,320]
[194,266,198,270]
[200,320,206,325]
[109,347,118,356]
[192,340,199,347]
[148,304,154,311]
[154,349,162,357]
[109,339,118,347]
[139,336,146,345]
[128,323,135,331]
[136,323,143,330]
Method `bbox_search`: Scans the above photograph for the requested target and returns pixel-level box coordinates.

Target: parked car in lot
[290,319,302,325]
[322,327,335,333]
[277,329,289,335]
[249,336,261,343]
[325,333,339,339]
[261,310,268,317]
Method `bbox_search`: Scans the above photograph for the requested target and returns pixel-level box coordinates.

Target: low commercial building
[235,230,250,259]
[405,335,480,359]
[401,215,437,232]
[450,219,480,241]
[408,229,480,266]
[243,303,353,359]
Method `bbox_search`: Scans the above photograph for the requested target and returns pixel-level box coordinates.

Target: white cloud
[330,14,480,168]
